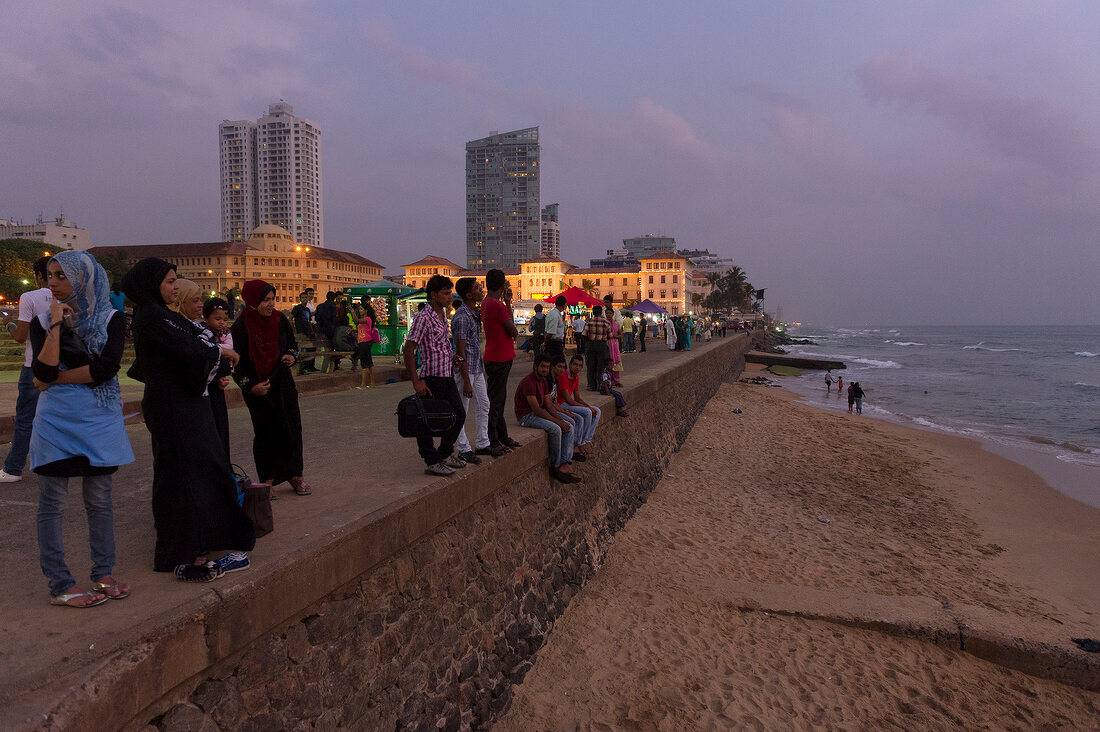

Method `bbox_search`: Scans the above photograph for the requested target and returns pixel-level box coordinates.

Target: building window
[648,275,653,284]
[660,275,666,284]
[672,290,678,298]
[621,278,627,286]
[660,291,666,298]
[595,279,600,286]
[649,290,654,298]
[672,275,678,283]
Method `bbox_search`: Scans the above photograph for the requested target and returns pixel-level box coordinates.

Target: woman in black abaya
[120,258,255,582]
[231,280,311,498]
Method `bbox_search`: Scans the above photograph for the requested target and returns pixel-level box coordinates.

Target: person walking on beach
[836,374,843,395]
[825,370,834,393]
[852,382,865,415]
[847,382,856,413]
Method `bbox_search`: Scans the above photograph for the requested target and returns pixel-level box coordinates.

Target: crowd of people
[402,272,654,482]
[3,256,716,607]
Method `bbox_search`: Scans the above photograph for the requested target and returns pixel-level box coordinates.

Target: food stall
[343,280,415,358]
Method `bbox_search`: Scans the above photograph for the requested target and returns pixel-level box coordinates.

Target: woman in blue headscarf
[28,251,135,608]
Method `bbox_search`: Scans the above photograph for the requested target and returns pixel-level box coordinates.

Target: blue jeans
[623,332,635,352]
[519,413,575,468]
[4,366,40,476]
[562,404,600,445]
[37,473,116,597]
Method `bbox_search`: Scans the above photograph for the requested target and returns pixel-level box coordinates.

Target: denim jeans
[623,332,635,352]
[454,370,490,453]
[519,413,575,467]
[37,473,116,597]
[4,366,40,476]
[562,404,600,445]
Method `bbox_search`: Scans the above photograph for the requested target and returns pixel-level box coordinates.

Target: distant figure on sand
[847,383,855,413]
[852,382,865,414]
[825,370,834,393]
[836,374,843,394]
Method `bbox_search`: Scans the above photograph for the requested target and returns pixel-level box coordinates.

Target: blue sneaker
[212,552,250,574]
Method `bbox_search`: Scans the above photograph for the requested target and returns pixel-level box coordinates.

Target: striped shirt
[407,306,452,378]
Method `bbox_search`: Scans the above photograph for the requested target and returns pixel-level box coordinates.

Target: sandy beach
[496,367,1100,730]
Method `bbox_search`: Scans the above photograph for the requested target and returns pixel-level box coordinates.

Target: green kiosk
[343,280,415,359]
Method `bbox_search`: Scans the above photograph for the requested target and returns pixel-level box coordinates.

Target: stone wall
[73,337,749,732]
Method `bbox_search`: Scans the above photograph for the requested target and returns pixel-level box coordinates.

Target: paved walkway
[0,337,735,725]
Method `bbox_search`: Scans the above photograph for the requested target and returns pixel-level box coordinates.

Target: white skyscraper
[219,101,323,248]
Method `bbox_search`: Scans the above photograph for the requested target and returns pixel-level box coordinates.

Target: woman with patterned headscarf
[28,251,134,607]
[121,258,254,583]
[231,280,310,498]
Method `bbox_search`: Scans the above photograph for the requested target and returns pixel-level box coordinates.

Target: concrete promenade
[0,335,745,729]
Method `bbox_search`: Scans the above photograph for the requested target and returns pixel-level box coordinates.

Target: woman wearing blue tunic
[29,251,135,608]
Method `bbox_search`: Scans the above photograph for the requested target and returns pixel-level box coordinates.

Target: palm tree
[580,278,599,297]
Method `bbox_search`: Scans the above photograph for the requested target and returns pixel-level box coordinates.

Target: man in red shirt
[557,353,600,456]
[480,269,521,455]
[515,354,580,483]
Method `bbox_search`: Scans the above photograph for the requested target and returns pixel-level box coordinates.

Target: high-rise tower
[465,127,540,269]
[540,202,560,259]
[219,101,323,247]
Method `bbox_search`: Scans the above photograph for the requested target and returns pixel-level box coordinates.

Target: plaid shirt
[585,315,611,341]
[407,306,453,378]
[450,303,483,375]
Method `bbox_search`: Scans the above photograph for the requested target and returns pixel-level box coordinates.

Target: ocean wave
[911,417,985,436]
[963,341,1025,352]
[1055,451,1100,466]
[1075,382,1100,389]
[1074,351,1098,357]
[805,352,903,369]
[892,342,924,347]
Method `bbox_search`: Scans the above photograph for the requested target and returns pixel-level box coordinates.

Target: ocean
[780,325,1100,485]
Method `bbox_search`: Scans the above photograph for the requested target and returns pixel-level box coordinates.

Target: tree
[0,238,56,303]
[94,248,133,288]
[580,278,599,297]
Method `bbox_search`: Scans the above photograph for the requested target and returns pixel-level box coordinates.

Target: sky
[2,1,1098,326]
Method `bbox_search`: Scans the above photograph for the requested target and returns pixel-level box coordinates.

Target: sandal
[51,590,108,608]
[92,578,130,600]
[293,481,312,496]
[174,563,223,582]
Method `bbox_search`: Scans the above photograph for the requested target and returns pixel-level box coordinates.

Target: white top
[17,287,52,367]
[572,316,586,334]
[544,307,566,340]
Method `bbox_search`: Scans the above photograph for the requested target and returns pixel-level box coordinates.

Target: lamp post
[207,269,222,291]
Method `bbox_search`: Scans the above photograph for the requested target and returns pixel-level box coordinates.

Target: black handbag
[396,393,457,438]
[58,324,92,368]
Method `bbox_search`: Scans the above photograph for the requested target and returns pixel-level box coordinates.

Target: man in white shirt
[572,313,586,356]
[543,295,567,362]
[1,257,53,482]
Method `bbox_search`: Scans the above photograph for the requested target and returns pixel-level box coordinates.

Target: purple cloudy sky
[2,1,1098,325]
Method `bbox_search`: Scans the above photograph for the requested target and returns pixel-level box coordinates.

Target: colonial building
[88,225,382,308]
[402,249,694,315]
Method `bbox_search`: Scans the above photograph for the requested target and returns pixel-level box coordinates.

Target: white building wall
[219,120,257,241]
[0,217,92,251]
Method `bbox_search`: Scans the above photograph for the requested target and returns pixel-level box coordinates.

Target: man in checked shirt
[584,304,612,392]
[403,275,467,476]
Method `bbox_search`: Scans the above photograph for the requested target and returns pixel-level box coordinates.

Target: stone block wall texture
[61,338,746,732]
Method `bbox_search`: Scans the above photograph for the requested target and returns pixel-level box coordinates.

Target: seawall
[23,335,751,731]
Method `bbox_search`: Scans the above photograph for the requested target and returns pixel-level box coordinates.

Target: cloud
[634,98,716,164]
[857,50,1097,178]
[361,20,488,93]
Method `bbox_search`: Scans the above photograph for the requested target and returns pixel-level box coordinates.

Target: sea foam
[1074,351,1097,357]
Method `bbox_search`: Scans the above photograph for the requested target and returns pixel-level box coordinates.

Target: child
[354,299,377,389]
[599,361,629,417]
[203,297,234,459]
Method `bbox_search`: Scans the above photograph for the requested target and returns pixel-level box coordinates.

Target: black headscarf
[120,257,199,382]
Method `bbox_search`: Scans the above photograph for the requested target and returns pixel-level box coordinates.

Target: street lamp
[207,269,222,291]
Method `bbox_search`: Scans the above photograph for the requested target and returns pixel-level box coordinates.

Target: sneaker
[212,552,250,574]
[459,451,483,465]
[174,563,223,582]
[0,469,22,483]
[444,454,467,470]
[425,462,456,476]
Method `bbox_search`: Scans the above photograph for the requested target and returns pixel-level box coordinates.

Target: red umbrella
[543,286,603,307]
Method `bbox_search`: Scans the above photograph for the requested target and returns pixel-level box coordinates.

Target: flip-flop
[92,579,130,600]
[294,482,312,496]
[50,590,108,609]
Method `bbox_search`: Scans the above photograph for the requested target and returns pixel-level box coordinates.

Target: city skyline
[2,2,1099,325]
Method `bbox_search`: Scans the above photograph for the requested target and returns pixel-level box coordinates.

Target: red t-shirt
[481,298,515,363]
[514,372,548,421]
[557,371,579,404]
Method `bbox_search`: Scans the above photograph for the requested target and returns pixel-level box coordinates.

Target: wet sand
[495,372,1100,730]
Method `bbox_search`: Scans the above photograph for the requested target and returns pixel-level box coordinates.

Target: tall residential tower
[219,101,323,248]
[465,127,540,269]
